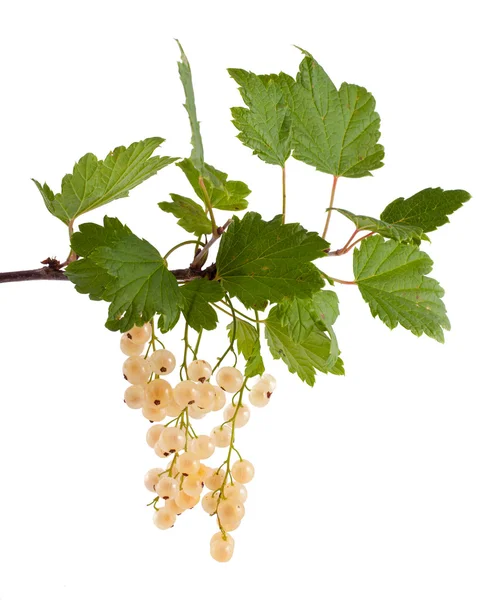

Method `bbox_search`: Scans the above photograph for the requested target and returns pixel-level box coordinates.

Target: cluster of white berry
[120,322,276,561]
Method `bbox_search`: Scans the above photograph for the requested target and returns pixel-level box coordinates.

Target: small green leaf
[380,188,471,234]
[228,69,292,167]
[216,212,329,310]
[333,208,425,243]
[227,320,265,377]
[180,279,225,332]
[66,217,182,332]
[354,236,450,342]
[33,138,176,225]
[265,306,344,386]
[280,48,384,178]
[159,194,212,236]
[177,159,250,211]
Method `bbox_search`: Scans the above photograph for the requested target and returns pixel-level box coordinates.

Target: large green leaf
[66,217,181,332]
[333,208,426,243]
[177,159,250,212]
[228,69,292,167]
[159,194,212,236]
[354,236,450,342]
[380,188,471,234]
[265,306,344,386]
[216,212,329,310]
[280,48,384,178]
[180,279,225,332]
[33,138,176,224]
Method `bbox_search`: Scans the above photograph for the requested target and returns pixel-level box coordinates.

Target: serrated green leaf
[216,212,329,310]
[228,69,292,167]
[226,320,265,377]
[278,290,340,342]
[177,159,250,212]
[180,279,225,332]
[333,208,425,243]
[159,194,212,236]
[265,306,344,386]
[354,236,450,342]
[380,188,471,234]
[33,138,176,225]
[280,48,384,178]
[66,217,181,332]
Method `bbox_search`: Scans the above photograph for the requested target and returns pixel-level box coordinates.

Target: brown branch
[0,262,218,285]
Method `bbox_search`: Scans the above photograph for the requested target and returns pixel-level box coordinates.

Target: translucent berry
[175,490,200,510]
[182,476,204,497]
[146,424,164,448]
[211,425,232,448]
[212,386,227,411]
[124,385,146,409]
[231,459,254,483]
[120,333,144,357]
[197,463,214,481]
[210,532,234,562]
[223,403,251,428]
[166,402,181,418]
[142,405,166,422]
[201,491,219,514]
[189,435,215,459]
[155,476,178,500]
[261,373,277,392]
[145,379,174,409]
[188,404,207,419]
[174,380,200,409]
[177,452,200,476]
[216,367,244,393]
[164,498,184,516]
[217,499,245,524]
[153,507,176,530]
[126,323,152,345]
[149,349,176,375]
[144,468,164,492]
[224,482,248,504]
[249,386,271,408]
[205,469,226,491]
[154,442,171,458]
[159,427,186,453]
[196,382,215,410]
[187,360,212,383]
[123,356,151,385]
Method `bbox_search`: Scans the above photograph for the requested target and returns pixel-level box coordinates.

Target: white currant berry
[120,333,144,357]
[122,356,151,385]
[196,382,215,410]
[211,425,232,448]
[189,435,215,460]
[164,498,184,516]
[175,490,200,510]
[188,404,207,419]
[124,385,146,409]
[166,402,181,417]
[149,349,176,375]
[144,468,164,492]
[216,367,244,393]
[231,459,254,483]
[201,491,219,514]
[222,519,240,532]
[142,405,166,422]
[187,360,212,383]
[146,424,164,448]
[212,386,227,411]
[197,463,214,481]
[223,403,251,428]
[126,323,152,345]
[155,476,178,500]
[261,373,277,392]
[159,427,186,453]
[205,469,226,491]
[145,379,174,409]
[217,499,245,524]
[249,386,271,408]
[177,452,200,476]
[210,532,234,562]
[224,482,248,504]
[153,507,176,530]
[182,475,204,497]
[174,380,200,409]
[154,442,171,459]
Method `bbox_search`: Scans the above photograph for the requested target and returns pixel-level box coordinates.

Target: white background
[0,1,485,598]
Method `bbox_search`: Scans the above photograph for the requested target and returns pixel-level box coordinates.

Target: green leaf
[265,306,344,386]
[228,69,292,167]
[159,194,212,236]
[380,188,472,234]
[180,279,225,332]
[216,212,329,310]
[176,40,204,174]
[177,159,250,211]
[333,208,426,243]
[354,236,450,342]
[281,48,384,178]
[66,217,182,332]
[33,138,176,225]
[227,320,264,377]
